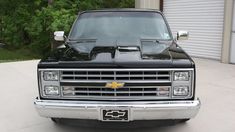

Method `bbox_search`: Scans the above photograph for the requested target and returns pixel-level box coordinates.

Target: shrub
[0,0,135,57]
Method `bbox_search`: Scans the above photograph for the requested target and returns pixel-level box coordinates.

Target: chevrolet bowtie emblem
[105,81,124,89]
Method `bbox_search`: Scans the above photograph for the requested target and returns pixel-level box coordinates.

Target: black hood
[38,39,194,68]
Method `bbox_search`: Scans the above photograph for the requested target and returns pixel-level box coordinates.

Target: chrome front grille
[59,69,172,100]
[60,70,171,82]
[62,86,171,99]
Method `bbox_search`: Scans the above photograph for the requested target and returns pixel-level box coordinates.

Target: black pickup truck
[34,9,200,123]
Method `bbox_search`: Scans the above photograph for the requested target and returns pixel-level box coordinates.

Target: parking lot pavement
[0,58,235,132]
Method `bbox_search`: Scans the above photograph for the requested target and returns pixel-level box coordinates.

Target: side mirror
[54,31,65,41]
[177,31,189,40]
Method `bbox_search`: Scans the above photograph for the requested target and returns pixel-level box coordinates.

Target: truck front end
[34,9,200,122]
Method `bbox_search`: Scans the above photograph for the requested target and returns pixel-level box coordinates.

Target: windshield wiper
[67,38,97,43]
[140,38,160,44]
[64,38,96,51]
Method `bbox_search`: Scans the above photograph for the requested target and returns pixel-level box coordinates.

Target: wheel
[179,119,190,123]
[51,118,60,123]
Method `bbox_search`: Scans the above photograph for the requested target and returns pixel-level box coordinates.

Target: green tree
[0,0,135,56]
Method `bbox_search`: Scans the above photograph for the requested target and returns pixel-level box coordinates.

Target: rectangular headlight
[174,71,189,81]
[43,71,59,81]
[44,85,59,95]
[173,86,189,96]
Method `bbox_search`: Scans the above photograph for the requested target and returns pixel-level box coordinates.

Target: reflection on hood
[40,38,193,68]
[67,38,171,60]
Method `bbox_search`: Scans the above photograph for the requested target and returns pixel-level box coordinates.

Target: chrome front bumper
[34,98,200,121]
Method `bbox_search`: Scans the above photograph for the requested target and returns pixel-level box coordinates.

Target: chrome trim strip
[60,80,171,83]
[63,91,169,94]
[35,98,200,107]
[52,96,171,100]
[62,86,169,88]
[60,74,170,77]
[39,68,194,71]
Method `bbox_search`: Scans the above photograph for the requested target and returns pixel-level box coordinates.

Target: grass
[0,48,40,63]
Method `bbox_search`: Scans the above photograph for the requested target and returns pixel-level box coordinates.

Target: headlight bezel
[38,69,61,98]
[171,70,194,99]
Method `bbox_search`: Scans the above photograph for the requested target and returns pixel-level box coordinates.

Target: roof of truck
[80,8,161,14]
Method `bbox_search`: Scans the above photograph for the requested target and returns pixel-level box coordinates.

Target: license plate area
[101,109,129,122]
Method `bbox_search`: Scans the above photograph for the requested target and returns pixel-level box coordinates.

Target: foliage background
[0,0,134,60]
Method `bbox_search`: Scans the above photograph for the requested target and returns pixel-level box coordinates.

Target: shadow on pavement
[52,119,186,131]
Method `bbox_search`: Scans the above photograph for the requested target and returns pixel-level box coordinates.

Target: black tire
[179,119,190,123]
[51,118,60,123]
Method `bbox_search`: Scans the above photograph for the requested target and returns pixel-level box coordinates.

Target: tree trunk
[48,0,53,5]
[48,0,54,50]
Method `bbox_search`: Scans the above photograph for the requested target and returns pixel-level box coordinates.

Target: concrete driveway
[0,58,235,132]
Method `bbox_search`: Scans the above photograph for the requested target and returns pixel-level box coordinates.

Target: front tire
[51,118,60,123]
[179,119,190,123]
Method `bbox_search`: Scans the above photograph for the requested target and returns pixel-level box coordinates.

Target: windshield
[69,11,172,41]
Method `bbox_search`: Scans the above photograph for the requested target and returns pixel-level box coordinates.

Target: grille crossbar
[61,70,171,82]
[62,86,170,98]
